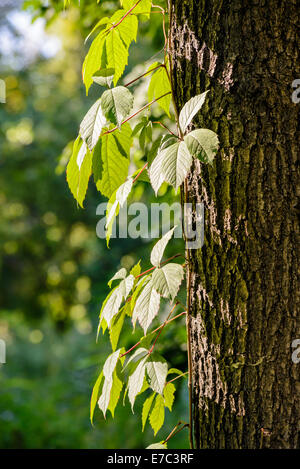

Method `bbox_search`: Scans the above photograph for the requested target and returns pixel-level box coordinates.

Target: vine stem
[163,421,189,445]
[153,121,178,138]
[124,64,163,88]
[120,310,186,358]
[108,0,142,32]
[166,371,188,385]
[135,253,183,279]
[148,302,179,355]
[132,162,148,183]
[102,92,171,136]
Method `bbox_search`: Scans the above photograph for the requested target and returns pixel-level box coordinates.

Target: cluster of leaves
[64,0,219,446]
[90,227,185,437]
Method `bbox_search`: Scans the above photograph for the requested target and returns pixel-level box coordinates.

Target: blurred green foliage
[0,0,188,448]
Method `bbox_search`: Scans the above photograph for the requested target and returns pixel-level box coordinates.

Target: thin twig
[108,0,142,32]
[163,422,189,444]
[120,311,186,358]
[153,121,178,138]
[135,253,183,279]
[102,92,171,136]
[148,302,178,354]
[132,162,148,183]
[124,64,163,88]
[166,371,188,385]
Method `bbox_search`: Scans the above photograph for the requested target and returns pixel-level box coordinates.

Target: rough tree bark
[169,0,299,448]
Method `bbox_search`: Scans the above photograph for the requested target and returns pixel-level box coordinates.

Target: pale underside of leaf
[132,279,161,334]
[150,226,176,267]
[101,86,133,129]
[146,355,168,395]
[161,141,193,191]
[128,355,148,410]
[184,128,219,164]
[152,263,184,300]
[79,98,107,150]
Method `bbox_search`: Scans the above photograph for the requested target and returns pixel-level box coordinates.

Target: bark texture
[170,0,300,448]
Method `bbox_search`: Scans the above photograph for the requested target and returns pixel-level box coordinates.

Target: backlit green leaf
[149,394,165,435]
[163,382,175,411]
[90,370,103,424]
[142,392,155,431]
[93,123,132,198]
[148,62,171,117]
[66,137,92,208]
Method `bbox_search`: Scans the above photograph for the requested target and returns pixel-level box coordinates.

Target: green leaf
[93,123,132,198]
[108,268,127,287]
[83,10,138,92]
[148,136,177,194]
[179,91,209,133]
[148,62,171,117]
[146,353,168,395]
[150,226,176,267]
[101,86,133,129]
[128,355,148,410]
[121,0,152,15]
[90,370,103,424]
[92,68,115,88]
[115,10,138,48]
[132,279,160,334]
[152,263,184,300]
[161,141,193,191]
[163,382,175,411]
[79,98,107,150]
[167,368,183,376]
[105,29,128,87]
[83,31,106,93]
[85,17,110,45]
[184,128,219,164]
[108,365,123,417]
[130,260,141,278]
[109,309,126,352]
[149,394,165,435]
[146,442,167,449]
[66,137,92,208]
[142,393,155,431]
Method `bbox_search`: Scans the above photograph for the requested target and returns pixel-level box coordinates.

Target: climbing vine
[66,0,219,448]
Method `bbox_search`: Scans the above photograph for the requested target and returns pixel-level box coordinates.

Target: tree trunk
[169,0,299,449]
